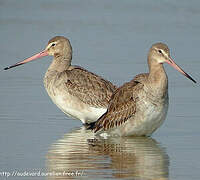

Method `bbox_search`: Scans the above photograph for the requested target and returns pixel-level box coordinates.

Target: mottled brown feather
[65,66,117,108]
[91,74,147,132]
[133,73,148,83]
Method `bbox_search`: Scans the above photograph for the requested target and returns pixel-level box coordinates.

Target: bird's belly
[143,102,168,134]
[122,100,169,136]
[50,93,107,124]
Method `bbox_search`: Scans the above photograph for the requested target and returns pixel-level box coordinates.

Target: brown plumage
[64,66,116,108]
[90,75,144,132]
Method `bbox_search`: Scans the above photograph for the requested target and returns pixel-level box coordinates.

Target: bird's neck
[147,61,168,98]
[48,54,72,73]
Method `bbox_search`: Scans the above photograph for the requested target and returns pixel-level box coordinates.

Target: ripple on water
[46,127,169,180]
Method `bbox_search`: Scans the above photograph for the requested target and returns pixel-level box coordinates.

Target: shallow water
[0,0,200,179]
[47,127,169,180]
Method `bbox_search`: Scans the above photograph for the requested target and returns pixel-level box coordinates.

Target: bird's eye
[158,50,162,54]
[51,43,56,47]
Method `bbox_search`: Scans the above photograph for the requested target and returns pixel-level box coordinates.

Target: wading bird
[87,43,196,136]
[4,36,117,124]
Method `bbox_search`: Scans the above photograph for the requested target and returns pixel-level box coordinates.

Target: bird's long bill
[166,57,196,83]
[4,50,48,70]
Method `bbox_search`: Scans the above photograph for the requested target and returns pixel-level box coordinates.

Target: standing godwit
[88,43,196,136]
[4,36,117,124]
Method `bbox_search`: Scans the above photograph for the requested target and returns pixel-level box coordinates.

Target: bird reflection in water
[46,127,169,180]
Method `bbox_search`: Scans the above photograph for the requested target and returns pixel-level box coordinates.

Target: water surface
[47,127,169,179]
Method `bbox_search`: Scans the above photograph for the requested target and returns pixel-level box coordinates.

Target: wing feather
[89,73,148,132]
[64,67,117,108]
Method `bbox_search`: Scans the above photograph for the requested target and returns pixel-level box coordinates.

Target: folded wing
[89,73,147,132]
[65,67,117,108]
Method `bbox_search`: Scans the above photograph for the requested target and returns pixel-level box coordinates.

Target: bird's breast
[133,92,169,135]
